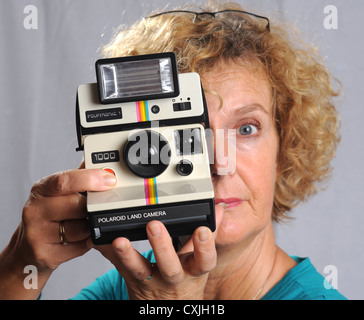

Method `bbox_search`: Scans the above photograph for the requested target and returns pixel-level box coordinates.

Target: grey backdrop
[0,0,362,300]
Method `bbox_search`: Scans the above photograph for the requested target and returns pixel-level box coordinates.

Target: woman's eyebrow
[233,103,269,116]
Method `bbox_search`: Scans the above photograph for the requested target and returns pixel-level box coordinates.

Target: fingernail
[198,228,209,243]
[103,174,117,186]
[148,221,161,237]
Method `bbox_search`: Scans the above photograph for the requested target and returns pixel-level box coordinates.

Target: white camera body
[76,53,215,244]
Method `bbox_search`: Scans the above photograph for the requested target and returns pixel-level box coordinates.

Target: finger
[28,193,87,222]
[35,218,89,245]
[95,238,153,281]
[177,206,224,255]
[110,238,153,281]
[30,169,117,198]
[58,219,90,243]
[184,227,216,277]
[146,221,184,284]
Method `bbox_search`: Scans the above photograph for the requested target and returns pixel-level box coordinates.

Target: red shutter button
[104,168,116,176]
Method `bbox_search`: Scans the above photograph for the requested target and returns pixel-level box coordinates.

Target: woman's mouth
[215,198,243,209]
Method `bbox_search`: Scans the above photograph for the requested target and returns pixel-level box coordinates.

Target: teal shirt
[261,256,346,300]
[72,251,346,300]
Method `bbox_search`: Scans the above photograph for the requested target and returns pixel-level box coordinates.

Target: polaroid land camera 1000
[75,52,215,245]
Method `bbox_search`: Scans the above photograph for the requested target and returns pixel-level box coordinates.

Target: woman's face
[201,61,279,248]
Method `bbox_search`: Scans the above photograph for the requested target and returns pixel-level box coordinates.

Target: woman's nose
[208,128,237,177]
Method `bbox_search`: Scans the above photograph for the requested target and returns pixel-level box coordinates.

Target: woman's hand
[0,168,116,299]
[21,168,116,271]
[95,205,223,300]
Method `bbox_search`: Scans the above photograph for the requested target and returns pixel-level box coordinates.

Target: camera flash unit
[96,52,179,104]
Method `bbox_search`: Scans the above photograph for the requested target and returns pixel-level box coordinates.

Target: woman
[0,1,346,299]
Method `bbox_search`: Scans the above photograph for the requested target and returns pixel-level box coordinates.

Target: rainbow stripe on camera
[144,178,158,205]
[136,100,150,122]
[136,101,158,204]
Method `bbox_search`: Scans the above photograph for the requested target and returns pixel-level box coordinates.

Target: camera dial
[124,130,171,178]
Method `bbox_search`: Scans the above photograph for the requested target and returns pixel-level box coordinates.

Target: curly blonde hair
[102,1,340,221]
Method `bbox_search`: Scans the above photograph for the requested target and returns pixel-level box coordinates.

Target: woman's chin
[214,214,247,247]
[213,205,263,249]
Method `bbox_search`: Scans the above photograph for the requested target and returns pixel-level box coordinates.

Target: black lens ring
[124,130,171,178]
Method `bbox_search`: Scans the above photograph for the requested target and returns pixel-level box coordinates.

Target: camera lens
[176,160,193,176]
[124,130,171,178]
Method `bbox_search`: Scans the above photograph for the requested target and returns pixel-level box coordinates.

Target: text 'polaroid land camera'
[76,52,215,245]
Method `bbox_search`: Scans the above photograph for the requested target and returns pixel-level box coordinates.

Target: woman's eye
[238,123,259,136]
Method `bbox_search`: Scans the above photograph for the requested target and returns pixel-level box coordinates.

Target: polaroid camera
[76,52,215,245]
